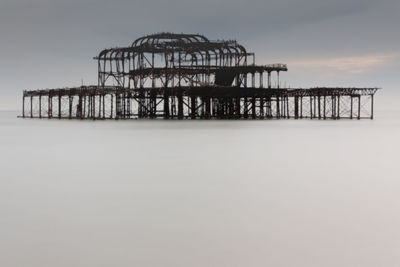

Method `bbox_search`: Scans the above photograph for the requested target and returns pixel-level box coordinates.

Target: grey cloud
[0,0,399,109]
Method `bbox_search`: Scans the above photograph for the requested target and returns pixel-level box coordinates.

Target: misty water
[1,96,400,267]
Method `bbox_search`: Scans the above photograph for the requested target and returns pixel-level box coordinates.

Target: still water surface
[1,106,399,267]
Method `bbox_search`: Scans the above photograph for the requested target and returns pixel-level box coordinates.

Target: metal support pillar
[371,95,374,120]
[39,95,42,118]
[191,96,196,119]
[22,95,25,118]
[350,96,353,119]
[164,92,170,119]
[294,96,299,119]
[110,94,114,119]
[276,96,280,118]
[178,90,183,120]
[30,96,33,118]
[58,95,61,118]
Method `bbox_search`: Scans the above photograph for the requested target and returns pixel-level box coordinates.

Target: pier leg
[350,96,353,119]
[191,96,196,119]
[313,96,317,118]
[318,95,321,119]
[244,97,248,119]
[252,97,256,119]
[39,95,42,118]
[164,92,170,119]
[22,95,25,118]
[102,95,105,118]
[276,97,280,118]
[83,96,86,118]
[236,97,241,118]
[178,90,183,119]
[30,96,33,118]
[286,97,290,119]
[371,95,374,120]
[58,95,61,118]
[48,96,52,118]
[300,96,303,118]
[69,96,72,119]
[110,94,113,119]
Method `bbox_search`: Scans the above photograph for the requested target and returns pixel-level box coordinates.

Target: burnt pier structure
[21,33,379,120]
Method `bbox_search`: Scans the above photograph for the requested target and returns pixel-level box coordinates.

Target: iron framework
[21,33,379,120]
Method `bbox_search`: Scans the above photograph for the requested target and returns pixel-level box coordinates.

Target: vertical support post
[251,97,256,119]
[205,97,211,118]
[102,95,105,118]
[191,96,196,119]
[98,94,101,118]
[126,92,131,118]
[138,91,143,118]
[358,96,361,120]
[300,96,303,118]
[30,96,33,118]
[178,90,183,119]
[286,96,290,119]
[318,95,321,119]
[39,95,42,118]
[78,95,82,119]
[48,96,52,118]
[350,96,353,119]
[164,91,170,119]
[69,95,72,119]
[236,97,241,118]
[337,95,340,119]
[115,94,120,119]
[83,95,86,118]
[323,95,326,120]
[371,95,374,120]
[58,94,61,118]
[122,93,126,118]
[313,96,316,118]
[22,95,25,118]
[260,97,264,118]
[276,96,280,118]
[110,94,114,119]
[244,97,248,119]
[88,95,91,118]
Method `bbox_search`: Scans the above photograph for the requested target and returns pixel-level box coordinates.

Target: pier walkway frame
[22,86,378,120]
[21,32,379,120]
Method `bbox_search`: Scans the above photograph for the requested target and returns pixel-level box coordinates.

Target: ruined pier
[21,33,379,120]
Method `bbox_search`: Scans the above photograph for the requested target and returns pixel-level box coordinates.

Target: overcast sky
[1,0,399,109]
